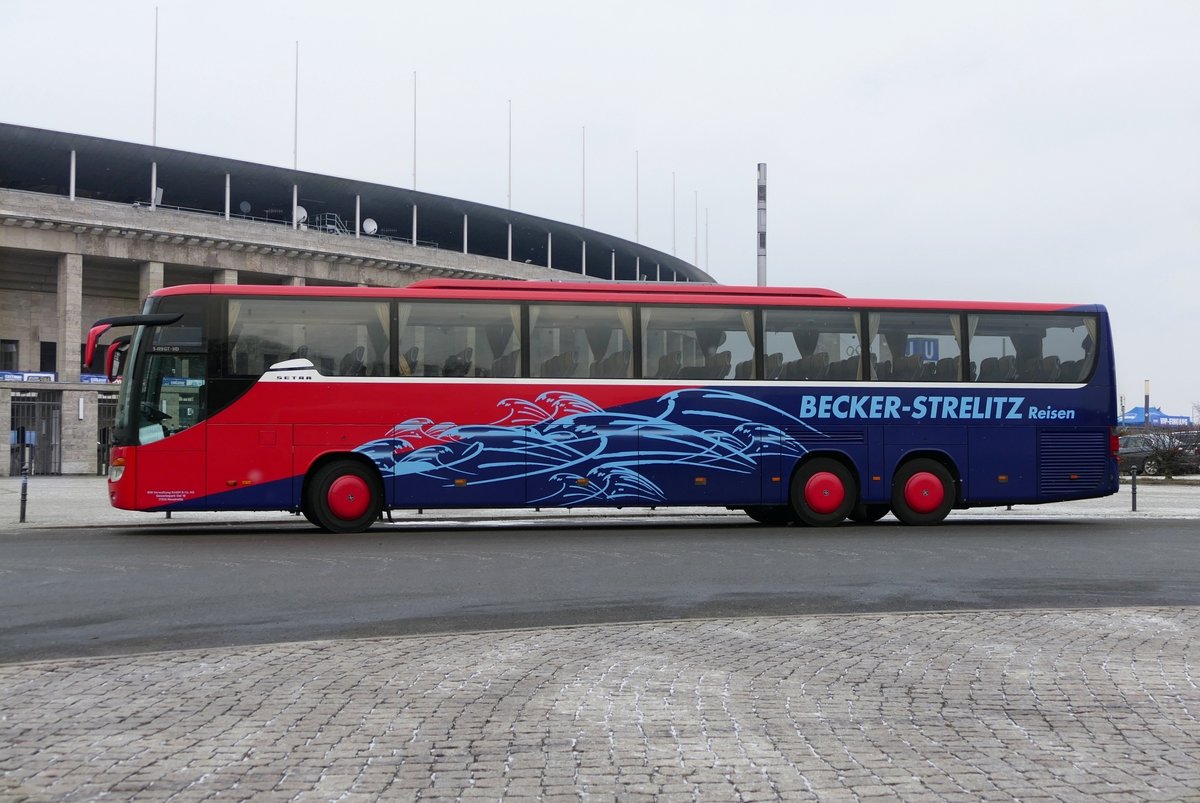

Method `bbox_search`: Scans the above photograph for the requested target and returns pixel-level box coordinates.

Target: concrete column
[283,276,305,286]
[61,389,97,475]
[213,269,238,285]
[56,253,82,383]
[462,213,468,255]
[139,261,164,305]
[547,231,552,269]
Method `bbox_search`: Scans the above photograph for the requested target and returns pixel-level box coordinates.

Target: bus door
[131,352,209,510]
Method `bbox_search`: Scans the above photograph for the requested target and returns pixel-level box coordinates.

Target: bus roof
[149,280,1099,313]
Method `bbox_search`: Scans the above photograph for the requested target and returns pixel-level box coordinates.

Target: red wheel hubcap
[327,475,370,520]
[904,472,945,514]
[804,471,845,515]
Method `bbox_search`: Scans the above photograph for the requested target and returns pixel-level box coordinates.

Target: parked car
[1172,431,1200,473]
[1118,433,1198,476]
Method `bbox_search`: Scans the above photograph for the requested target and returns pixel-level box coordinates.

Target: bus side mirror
[106,336,131,381]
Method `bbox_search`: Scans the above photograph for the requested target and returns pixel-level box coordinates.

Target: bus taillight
[1110,429,1120,457]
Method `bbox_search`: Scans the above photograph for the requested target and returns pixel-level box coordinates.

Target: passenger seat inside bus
[886,354,916,381]
[338,346,366,376]
[654,352,681,379]
[978,355,1017,381]
[590,349,630,378]
[491,350,519,378]
[765,352,784,379]
[539,350,579,377]
[442,347,473,377]
[398,346,419,376]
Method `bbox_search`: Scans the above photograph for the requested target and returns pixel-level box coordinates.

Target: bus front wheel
[891,458,955,526]
[790,457,857,527]
[306,460,382,533]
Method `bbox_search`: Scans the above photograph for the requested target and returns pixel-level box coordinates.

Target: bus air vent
[1038,431,1109,495]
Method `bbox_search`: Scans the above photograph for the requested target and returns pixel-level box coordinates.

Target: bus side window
[642,306,754,382]
[227,298,388,378]
[399,301,519,378]
[871,312,960,382]
[764,308,858,382]
[530,303,631,380]
[971,313,1098,384]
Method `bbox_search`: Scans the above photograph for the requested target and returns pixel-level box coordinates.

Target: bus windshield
[135,353,207,444]
[115,296,209,445]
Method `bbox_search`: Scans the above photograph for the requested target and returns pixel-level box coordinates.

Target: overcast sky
[3,0,1198,414]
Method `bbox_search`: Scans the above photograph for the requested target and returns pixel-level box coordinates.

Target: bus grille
[1038,431,1109,495]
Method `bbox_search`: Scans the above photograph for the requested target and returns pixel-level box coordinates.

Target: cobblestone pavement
[2,607,1198,802]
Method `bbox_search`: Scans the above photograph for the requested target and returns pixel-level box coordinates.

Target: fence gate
[97,392,118,475]
[9,390,62,475]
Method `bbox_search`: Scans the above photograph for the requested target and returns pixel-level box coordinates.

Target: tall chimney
[757,163,767,286]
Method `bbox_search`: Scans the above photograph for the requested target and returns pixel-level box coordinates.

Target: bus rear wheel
[306,460,382,533]
[891,458,955,526]
[790,457,857,527]
[848,503,890,523]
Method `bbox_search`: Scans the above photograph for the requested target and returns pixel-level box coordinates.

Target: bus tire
[306,459,382,533]
[300,500,321,528]
[790,457,856,527]
[743,505,796,526]
[848,503,890,523]
[891,458,955,526]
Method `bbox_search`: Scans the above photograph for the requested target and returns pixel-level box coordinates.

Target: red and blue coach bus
[86,280,1119,532]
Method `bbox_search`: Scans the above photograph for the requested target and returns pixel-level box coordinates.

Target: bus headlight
[109,458,126,482]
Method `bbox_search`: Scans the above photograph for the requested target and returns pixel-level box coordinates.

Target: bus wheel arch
[303,454,385,533]
[890,453,959,526]
[788,453,859,527]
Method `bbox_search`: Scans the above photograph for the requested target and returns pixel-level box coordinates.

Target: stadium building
[0,122,710,476]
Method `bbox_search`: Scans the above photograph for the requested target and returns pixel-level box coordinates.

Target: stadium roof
[0,121,711,283]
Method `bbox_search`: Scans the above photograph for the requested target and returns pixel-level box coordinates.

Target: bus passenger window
[530,303,632,379]
[226,298,389,377]
[869,312,961,382]
[398,301,520,378]
[969,313,1098,383]
[764,308,859,381]
[642,306,754,381]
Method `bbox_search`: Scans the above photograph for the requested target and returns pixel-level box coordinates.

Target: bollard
[18,441,29,523]
[18,426,29,524]
[1130,468,1137,512]
[19,457,28,523]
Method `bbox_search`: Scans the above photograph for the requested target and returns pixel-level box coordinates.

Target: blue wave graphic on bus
[355,389,818,504]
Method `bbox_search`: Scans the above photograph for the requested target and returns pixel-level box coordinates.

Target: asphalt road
[2,516,1198,664]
